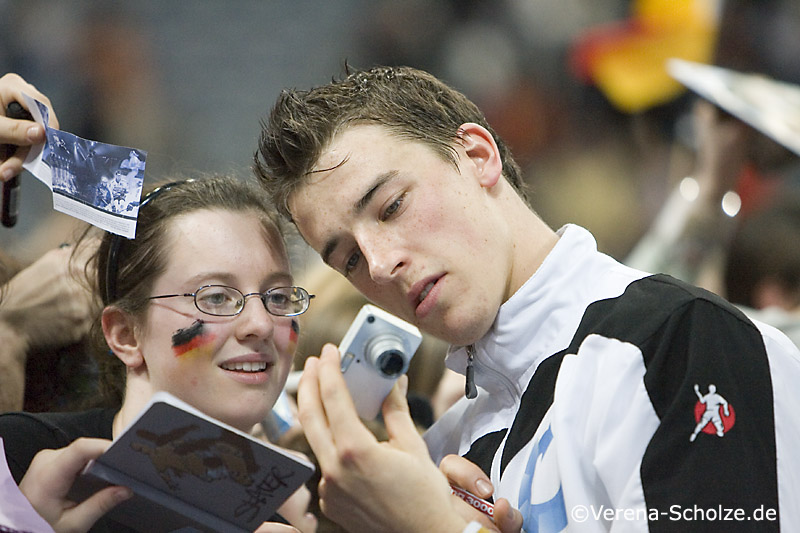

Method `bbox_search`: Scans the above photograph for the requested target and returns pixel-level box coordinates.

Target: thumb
[493,498,524,533]
[381,375,428,456]
[60,486,132,533]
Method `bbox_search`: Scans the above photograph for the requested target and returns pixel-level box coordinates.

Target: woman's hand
[19,437,132,533]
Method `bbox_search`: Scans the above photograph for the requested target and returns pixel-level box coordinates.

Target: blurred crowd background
[1,0,799,269]
[3,3,800,529]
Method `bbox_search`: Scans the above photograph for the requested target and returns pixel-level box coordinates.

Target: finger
[0,114,38,182]
[62,485,132,533]
[439,454,494,500]
[296,356,338,469]
[493,498,524,533]
[0,115,44,147]
[0,73,59,130]
[19,438,114,526]
[381,375,428,457]
[315,344,379,448]
[46,438,112,494]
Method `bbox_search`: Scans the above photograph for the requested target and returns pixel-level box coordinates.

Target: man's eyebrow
[354,170,398,215]
[322,237,338,267]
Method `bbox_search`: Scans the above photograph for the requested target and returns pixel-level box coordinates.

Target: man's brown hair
[254,65,527,220]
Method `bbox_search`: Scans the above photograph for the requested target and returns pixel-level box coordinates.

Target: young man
[255,66,800,532]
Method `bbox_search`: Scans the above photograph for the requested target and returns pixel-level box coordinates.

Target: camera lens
[365,334,408,378]
[377,350,405,376]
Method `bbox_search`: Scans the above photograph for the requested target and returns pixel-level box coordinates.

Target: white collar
[445,225,604,394]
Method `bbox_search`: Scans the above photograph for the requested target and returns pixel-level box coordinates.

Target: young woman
[0,176,316,533]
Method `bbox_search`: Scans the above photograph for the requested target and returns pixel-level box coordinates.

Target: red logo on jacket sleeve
[690,384,735,442]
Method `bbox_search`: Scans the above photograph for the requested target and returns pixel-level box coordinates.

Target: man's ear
[456,122,503,188]
[102,306,144,369]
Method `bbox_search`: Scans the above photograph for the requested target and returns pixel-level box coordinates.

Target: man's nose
[360,235,405,284]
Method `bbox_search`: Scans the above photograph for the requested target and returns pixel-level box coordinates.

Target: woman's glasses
[148,285,314,317]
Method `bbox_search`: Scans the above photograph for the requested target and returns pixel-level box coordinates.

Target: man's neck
[505,206,559,301]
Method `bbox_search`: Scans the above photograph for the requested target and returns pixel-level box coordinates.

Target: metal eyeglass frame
[147,284,315,317]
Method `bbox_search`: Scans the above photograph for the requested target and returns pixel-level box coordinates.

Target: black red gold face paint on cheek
[288,319,299,353]
[172,319,215,357]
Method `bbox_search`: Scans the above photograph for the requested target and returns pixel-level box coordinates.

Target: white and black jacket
[425,225,800,532]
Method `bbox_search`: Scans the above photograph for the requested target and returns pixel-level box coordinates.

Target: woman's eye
[268,292,290,306]
[199,289,233,307]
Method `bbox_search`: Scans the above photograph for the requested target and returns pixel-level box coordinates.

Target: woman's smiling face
[136,208,296,432]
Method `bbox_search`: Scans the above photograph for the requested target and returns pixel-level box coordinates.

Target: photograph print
[42,128,146,220]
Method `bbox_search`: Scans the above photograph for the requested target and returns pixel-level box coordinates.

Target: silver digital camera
[338,304,422,419]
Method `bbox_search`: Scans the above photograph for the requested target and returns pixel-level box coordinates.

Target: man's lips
[409,274,443,311]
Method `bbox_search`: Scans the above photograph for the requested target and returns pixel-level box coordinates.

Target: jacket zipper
[465,344,519,399]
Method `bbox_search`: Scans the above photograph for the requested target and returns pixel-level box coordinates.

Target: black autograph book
[68,391,314,532]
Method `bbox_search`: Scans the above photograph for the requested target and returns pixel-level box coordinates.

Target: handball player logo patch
[689,383,735,442]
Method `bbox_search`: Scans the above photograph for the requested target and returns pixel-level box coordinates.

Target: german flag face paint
[288,319,299,355]
[172,320,216,358]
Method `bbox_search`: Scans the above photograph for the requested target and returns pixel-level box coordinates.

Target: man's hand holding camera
[297,344,522,533]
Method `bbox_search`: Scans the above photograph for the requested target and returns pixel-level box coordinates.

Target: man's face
[289,124,513,345]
